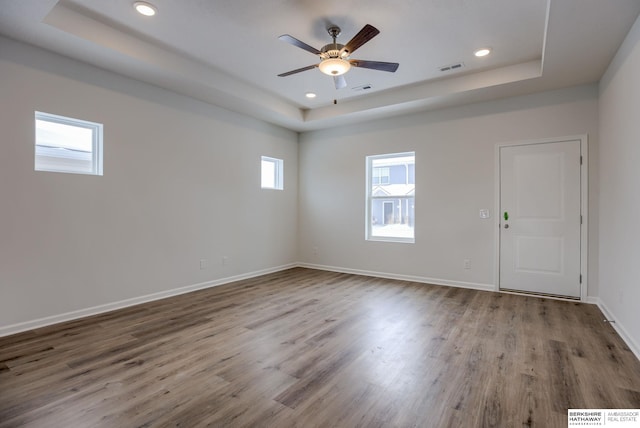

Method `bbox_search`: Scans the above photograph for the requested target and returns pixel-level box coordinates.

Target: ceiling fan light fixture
[318,58,351,76]
[134,1,157,16]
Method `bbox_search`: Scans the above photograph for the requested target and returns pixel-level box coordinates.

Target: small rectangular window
[261,156,284,190]
[35,111,103,176]
[366,152,415,243]
[372,167,390,185]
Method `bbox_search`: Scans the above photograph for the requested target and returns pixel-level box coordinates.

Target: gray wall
[598,14,640,355]
[298,85,599,295]
[0,37,299,332]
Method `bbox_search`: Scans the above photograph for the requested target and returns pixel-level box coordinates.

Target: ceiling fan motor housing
[320,44,349,60]
[322,26,350,59]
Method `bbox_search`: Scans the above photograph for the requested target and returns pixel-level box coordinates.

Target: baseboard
[593,297,640,362]
[297,262,495,292]
[585,296,600,305]
[0,263,297,338]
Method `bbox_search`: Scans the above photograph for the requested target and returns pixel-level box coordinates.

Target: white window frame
[366,151,415,243]
[35,111,103,176]
[261,156,284,190]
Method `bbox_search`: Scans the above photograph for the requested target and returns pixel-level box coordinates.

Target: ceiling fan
[277,24,399,90]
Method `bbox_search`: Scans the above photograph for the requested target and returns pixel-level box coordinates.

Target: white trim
[580,135,589,301]
[494,143,502,294]
[494,134,589,301]
[297,262,494,292]
[0,263,296,338]
[594,297,640,362]
[585,296,599,305]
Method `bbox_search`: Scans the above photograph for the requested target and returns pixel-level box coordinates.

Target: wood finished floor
[1,268,639,428]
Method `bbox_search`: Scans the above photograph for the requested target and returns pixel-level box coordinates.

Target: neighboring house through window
[366,152,415,242]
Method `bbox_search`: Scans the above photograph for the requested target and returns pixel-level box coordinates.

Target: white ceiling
[1,0,639,131]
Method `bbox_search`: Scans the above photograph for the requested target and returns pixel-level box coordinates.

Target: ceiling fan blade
[343,24,380,55]
[278,64,319,77]
[278,34,321,55]
[350,59,399,72]
[334,75,347,90]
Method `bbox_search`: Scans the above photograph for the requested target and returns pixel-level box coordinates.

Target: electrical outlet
[313,246,318,255]
[463,259,471,269]
[222,256,228,265]
[200,259,207,270]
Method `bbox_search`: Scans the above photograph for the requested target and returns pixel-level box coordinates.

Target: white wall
[299,85,599,294]
[0,37,298,332]
[598,14,640,354]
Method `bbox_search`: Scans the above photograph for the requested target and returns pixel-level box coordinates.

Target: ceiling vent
[352,84,373,91]
[439,62,465,72]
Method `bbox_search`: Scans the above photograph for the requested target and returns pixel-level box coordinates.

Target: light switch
[479,209,490,219]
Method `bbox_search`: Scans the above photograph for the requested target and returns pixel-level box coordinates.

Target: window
[261,156,283,190]
[372,167,390,185]
[366,152,415,242]
[35,111,103,175]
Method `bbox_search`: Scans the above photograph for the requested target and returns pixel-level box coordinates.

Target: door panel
[515,152,564,219]
[500,140,581,298]
[515,236,563,273]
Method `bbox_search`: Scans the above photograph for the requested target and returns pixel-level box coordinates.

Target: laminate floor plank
[1,267,639,427]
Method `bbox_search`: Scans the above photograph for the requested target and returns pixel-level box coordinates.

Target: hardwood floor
[1,268,639,427]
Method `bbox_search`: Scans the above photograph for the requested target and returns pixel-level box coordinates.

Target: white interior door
[499,140,582,298]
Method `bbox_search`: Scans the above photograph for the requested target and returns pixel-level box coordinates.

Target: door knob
[504,224,509,229]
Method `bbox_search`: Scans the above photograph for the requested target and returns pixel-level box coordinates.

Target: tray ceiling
[1,0,639,131]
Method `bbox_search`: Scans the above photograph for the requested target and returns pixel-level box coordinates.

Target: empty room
[1,0,640,427]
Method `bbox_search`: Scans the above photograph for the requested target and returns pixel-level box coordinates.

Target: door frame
[494,135,589,301]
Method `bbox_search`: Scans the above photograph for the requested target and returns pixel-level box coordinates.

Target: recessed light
[134,1,157,16]
[305,92,317,99]
[474,48,491,57]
